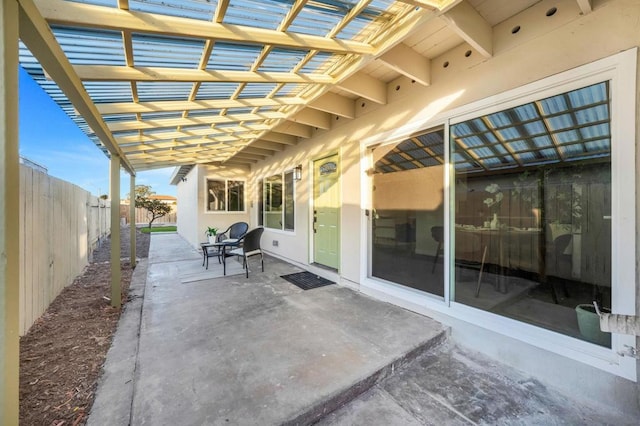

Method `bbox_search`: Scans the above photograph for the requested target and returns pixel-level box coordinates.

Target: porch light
[294,164,302,181]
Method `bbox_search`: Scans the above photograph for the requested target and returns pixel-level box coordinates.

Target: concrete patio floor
[88,233,635,425]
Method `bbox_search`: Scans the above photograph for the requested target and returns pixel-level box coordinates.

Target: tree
[132,185,172,229]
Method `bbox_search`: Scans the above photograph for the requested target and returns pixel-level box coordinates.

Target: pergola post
[1,0,20,422]
[110,155,121,308]
[129,174,136,268]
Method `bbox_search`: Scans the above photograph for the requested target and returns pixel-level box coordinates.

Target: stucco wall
[176,167,199,248]
[246,0,640,415]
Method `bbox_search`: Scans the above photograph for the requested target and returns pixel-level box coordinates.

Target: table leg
[222,244,226,275]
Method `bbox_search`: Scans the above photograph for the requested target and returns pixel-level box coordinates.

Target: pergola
[1,0,597,421]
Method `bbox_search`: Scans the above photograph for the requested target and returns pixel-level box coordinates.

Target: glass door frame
[359,49,637,380]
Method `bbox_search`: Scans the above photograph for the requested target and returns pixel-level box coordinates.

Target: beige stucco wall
[176,167,199,247]
[244,0,640,413]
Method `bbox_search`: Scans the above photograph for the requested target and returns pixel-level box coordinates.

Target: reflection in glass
[370,128,445,297]
[207,179,225,211]
[452,82,612,347]
[228,180,244,211]
[284,171,295,230]
[265,175,282,229]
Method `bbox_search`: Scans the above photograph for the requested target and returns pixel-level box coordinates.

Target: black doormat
[281,272,335,290]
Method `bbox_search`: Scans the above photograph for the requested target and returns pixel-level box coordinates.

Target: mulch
[19,225,150,426]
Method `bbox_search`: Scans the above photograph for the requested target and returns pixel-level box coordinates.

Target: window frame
[204,177,246,213]
[359,49,637,380]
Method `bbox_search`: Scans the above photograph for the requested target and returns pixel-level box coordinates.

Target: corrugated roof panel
[224,0,293,30]
[532,135,552,147]
[208,42,263,71]
[137,82,193,101]
[52,27,125,66]
[575,104,609,125]
[289,0,358,36]
[523,120,546,135]
[554,129,580,143]
[237,83,279,98]
[539,148,559,159]
[459,135,484,147]
[486,112,511,128]
[189,109,222,117]
[132,34,204,68]
[83,82,133,103]
[299,52,341,74]
[196,82,239,100]
[546,114,574,131]
[580,123,610,139]
[512,104,537,122]
[277,83,306,96]
[584,139,611,153]
[259,48,307,72]
[103,114,138,122]
[497,127,520,140]
[129,0,216,21]
[568,82,608,107]
[508,140,529,151]
[539,95,568,114]
[141,112,185,120]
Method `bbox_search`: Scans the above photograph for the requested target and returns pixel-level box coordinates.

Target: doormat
[281,272,335,290]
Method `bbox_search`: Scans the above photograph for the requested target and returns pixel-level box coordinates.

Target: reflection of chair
[431,226,444,273]
[228,227,265,278]
[549,233,572,303]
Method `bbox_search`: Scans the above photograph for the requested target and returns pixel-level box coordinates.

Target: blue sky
[18,67,177,198]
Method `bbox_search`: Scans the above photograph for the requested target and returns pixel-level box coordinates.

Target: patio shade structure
[2,0,600,422]
[15,0,504,172]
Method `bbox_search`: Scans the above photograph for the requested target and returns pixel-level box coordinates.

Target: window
[451,82,614,346]
[262,171,295,230]
[206,179,245,212]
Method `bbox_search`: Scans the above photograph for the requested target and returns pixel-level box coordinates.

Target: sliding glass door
[369,127,445,297]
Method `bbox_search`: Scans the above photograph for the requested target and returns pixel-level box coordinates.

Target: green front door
[313,154,340,269]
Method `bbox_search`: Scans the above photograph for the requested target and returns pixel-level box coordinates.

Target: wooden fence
[19,165,110,335]
[119,204,177,225]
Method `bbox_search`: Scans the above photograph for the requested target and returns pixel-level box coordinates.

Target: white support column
[110,156,121,308]
[130,174,136,268]
[1,0,20,422]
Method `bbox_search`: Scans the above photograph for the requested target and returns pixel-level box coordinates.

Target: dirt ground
[19,226,150,426]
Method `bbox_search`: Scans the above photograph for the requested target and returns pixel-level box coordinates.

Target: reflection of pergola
[1,0,599,420]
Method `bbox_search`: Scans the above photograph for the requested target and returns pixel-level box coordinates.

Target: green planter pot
[575,304,611,347]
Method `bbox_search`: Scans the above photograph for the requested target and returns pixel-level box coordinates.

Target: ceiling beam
[575,0,592,14]
[18,0,135,174]
[74,65,334,84]
[107,111,284,132]
[251,140,286,151]
[115,130,250,145]
[97,97,306,115]
[439,0,492,58]
[232,152,266,161]
[35,0,374,55]
[241,146,277,156]
[377,43,430,86]
[337,72,387,104]
[273,121,312,138]
[260,132,298,145]
[308,92,355,118]
[289,108,331,130]
[396,0,461,11]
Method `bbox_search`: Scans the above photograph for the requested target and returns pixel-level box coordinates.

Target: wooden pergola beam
[74,65,334,85]
[337,72,387,104]
[308,91,355,118]
[378,43,430,86]
[439,0,492,58]
[261,131,299,145]
[97,97,306,115]
[35,0,374,55]
[107,111,284,132]
[273,121,313,138]
[576,0,592,14]
[289,108,331,130]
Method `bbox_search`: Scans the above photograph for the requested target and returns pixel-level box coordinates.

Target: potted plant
[205,227,218,244]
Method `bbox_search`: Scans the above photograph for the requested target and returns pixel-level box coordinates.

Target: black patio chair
[228,227,265,278]
[218,222,249,244]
